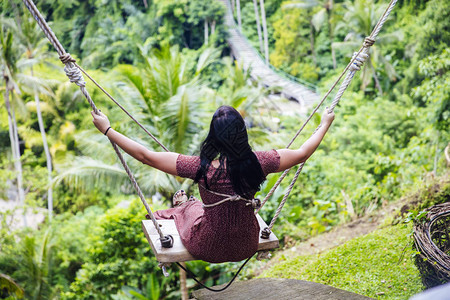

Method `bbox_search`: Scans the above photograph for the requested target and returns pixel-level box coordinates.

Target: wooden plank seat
[142,214,279,263]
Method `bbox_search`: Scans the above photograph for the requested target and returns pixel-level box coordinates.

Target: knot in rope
[363,37,376,47]
[246,198,261,210]
[349,52,369,72]
[59,53,76,64]
[256,251,271,260]
[63,64,86,87]
[158,262,171,277]
[231,195,243,202]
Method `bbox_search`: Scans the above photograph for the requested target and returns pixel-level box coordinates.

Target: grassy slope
[260,223,424,299]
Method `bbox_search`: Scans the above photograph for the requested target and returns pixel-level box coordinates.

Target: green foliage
[260,223,424,299]
[0,229,57,299]
[62,200,178,299]
[114,273,174,300]
[399,179,450,225]
[412,48,450,131]
[0,273,24,299]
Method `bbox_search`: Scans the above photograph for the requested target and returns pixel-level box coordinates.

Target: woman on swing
[92,105,334,263]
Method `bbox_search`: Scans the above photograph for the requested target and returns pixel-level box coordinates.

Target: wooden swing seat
[142,214,279,263]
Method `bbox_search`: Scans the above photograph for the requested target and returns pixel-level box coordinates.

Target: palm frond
[16,72,54,97]
[311,8,327,32]
[0,274,24,298]
[137,169,181,195]
[161,84,208,153]
[53,157,129,193]
[195,47,221,76]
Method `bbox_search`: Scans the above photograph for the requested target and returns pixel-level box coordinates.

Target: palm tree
[0,274,24,299]
[13,230,55,299]
[332,0,403,93]
[187,1,225,45]
[283,0,337,69]
[13,14,55,221]
[252,0,264,53]
[236,0,242,30]
[259,0,270,64]
[0,26,26,220]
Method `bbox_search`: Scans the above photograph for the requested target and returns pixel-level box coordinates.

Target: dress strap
[199,184,261,209]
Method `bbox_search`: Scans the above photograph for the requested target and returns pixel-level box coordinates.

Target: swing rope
[256,0,399,238]
[175,255,253,292]
[22,0,172,247]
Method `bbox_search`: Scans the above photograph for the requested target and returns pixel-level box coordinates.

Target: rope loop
[261,227,271,239]
[158,262,171,277]
[256,250,271,260]
[59,53,76,64]
[363,37,376,47]
[246,198,261,210]
[349,52,369,72]
[160,235,174,248]
[63,64,86,87]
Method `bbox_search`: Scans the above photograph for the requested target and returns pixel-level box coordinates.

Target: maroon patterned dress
[154,150,280,263]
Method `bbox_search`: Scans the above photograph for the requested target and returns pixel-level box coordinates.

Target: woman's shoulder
[176,154,201,179]
[254,149,280,160]
[254,150,280,175]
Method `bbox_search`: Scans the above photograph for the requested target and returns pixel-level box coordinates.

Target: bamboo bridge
[219,0,320,107]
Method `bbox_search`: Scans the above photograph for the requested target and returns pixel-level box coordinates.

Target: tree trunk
[371,64,383,94]
[259,0,269,64]
[309,22,317,66]
[432,131,440,176]
[4,88,18,193]
[11,108,24,206]
[211,20,216,35]
[35,94,53,221]
[327,0,336,69]
[231,0,235,13]
[179,263,188,300]
[4,80,27,227]
[142,0,148,9]
[4,79,25,206]
[204,19,209,45]
[253,0,264,53]
[31,68,53,221]
[236,0,242,30]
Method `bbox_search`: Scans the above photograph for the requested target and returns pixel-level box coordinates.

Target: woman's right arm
[276,109,335,172]
[91,111,179,176]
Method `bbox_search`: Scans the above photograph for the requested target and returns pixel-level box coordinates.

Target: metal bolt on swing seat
[160,235,174,248]
[261,227,271,239]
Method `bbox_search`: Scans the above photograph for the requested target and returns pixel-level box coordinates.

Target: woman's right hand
[321,108,335,127]
[91,111,111,134]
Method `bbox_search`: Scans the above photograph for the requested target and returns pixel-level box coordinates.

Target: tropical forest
[0,0,449,299]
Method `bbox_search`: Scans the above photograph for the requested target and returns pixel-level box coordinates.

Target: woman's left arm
[91,111,179,176]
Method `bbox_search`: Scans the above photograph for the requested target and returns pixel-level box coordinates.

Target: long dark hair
[194,106,265,198]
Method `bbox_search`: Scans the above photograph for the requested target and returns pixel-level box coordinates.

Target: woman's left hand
[91,111,110,134]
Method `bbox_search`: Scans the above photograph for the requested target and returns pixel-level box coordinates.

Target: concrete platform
[191,278,373,300]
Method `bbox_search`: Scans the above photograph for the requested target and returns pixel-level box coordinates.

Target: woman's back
[154,150,280,263]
